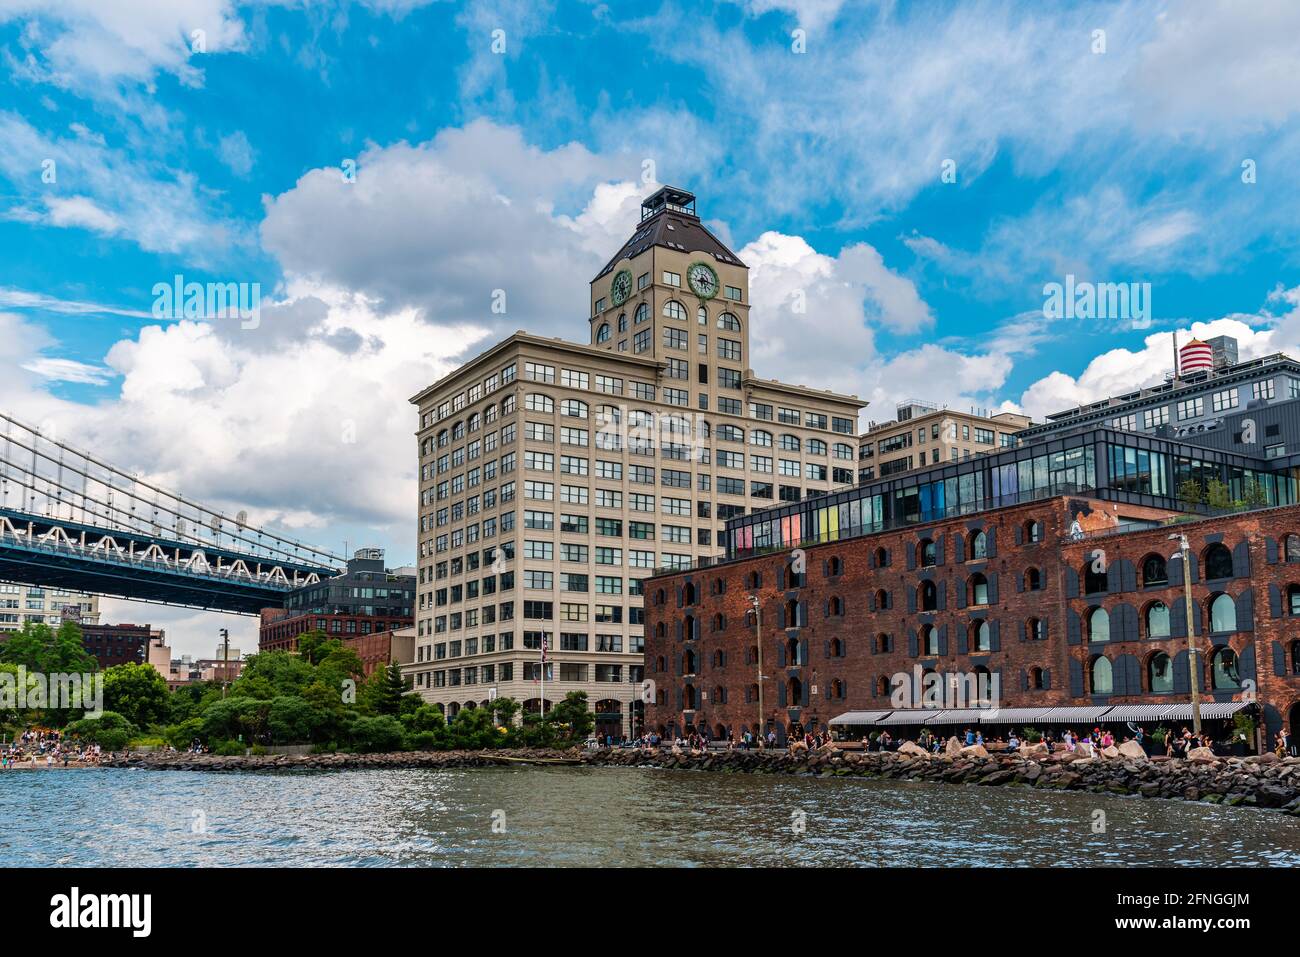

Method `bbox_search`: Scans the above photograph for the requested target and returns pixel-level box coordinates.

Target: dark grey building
[283,547,415,618]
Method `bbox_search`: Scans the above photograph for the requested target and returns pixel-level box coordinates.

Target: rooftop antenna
[1172,330,1180,383]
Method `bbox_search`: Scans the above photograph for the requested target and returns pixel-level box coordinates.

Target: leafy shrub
[65,711,137,751]
[350,715,405,753]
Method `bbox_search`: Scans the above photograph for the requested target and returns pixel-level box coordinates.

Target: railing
[649,482,1094,577]
[1064,498,1300,543]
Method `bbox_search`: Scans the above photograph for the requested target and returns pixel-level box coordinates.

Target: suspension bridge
[0,412,345,615]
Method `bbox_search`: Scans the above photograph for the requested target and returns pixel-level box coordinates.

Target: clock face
[610,269,632,306]
[687,262,719,300]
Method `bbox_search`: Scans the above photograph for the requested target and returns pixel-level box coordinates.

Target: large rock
[960,744,990,759]
[945,736,963,756]
[1186,746,1217,762]
[897,741,930,758]
[1019,742,1049,756]
[1117,740,1148,761]
[1101,745,1120,759]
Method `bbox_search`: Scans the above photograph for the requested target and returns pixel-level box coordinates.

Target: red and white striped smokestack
[1180,338,1214,374]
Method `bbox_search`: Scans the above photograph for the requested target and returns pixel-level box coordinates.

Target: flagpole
[540,633,547,717]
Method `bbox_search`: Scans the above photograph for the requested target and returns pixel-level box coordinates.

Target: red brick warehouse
[642,495,1300,744]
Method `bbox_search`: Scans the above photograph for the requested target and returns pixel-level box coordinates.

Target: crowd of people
[0,729,107,769]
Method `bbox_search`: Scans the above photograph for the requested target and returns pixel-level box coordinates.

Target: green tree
[267,695,317,743]
[350,715,406,752]
[65,711,137,750]
[1240,478,1269,509]
[47,621,97,674]
[487,695,520,729]
[1206,478,1234,510]
[545,691,594,742]
[102,662,171,729]
[1177,478,1204,506]
[362,662,407,716]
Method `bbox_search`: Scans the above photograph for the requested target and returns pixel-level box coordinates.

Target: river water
[3,766,1299,867]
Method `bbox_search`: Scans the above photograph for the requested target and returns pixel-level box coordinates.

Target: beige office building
[857,402,1033,484]
[0,581,100,633]
[407,186,865,739]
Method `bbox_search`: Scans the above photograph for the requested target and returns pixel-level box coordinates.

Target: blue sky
[1,0,1298,653]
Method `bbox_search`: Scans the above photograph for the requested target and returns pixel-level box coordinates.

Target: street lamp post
[1169,533,1203,736]
[749,594,764,741]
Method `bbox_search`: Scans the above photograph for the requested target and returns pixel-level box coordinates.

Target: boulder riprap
[99,746,1300,814]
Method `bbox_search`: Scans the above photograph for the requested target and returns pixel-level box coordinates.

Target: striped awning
[1034,706,1113,724]
[877,709,947,725]
[923,709,991,726]
[828,710,894,726]
[1161,701,1249,721]
[977,707,1052,725]
[1101,704,1175,722]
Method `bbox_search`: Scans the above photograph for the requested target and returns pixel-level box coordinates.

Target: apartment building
[0,580,100,633]
[858,402,1032,484]
[406,186,865,739]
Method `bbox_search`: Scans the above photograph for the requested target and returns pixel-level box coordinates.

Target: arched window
[1084,561,1107,595]
[1287,534,1300,562]
[712,613,724,631]
[684,685,698,710]
[1088,606,1110,642]
[780,434,801,452]
[875,675,890,696]
[1024,567,1042,591]
[696,305,708,325]
[828,596,844,616]
[751,429,773,447]
[971,620,990,652]
[1148,652,1173,692]
[662,300,687,322]
[596,322,610,343]
[683,582,697,605]
[785,598,800,626]
[560,398,588,418]
[1292,640,1300,675]
[717,313,740,331]
[787,675,802,703]
[921,624,939,655]
[1288,584,1300,616]
[910,581,933,612]
[1090,655,1113,694]
[655,588,666,606]
[617,312,627,332]
[919,539,936,567]
[633,302,649,324]
[1029,667,1045,689]
[830,678,844,699]
[655,655,665,673]
[1203,543,1233,580]
[828,556,843,576]
[525,393,554,413]
[830,637,844,657]
[969,573,988,606]
[1141,553,1168,587]
[1024,520,1043,543]
[712,577,725,596]
[874,588,889,609]
[684,649,697,674]
[746,571,760,590]
[1146,601,1170,638]
[875,633,890,654]
[969,530,987,560]
[1211,646,1240,689]
[711,650,723,668]
[874,547,889,567]
[1209,593,1237,633]
[1027,617,1045,640]
[654,622,665,640]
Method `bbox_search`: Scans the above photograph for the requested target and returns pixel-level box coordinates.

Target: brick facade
[643,496,1300,742]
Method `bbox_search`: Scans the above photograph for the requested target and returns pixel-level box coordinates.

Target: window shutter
[778,643,787,667]
[954,533,965,561]
[1064,567,1079,598]
[1018,620,1026,643]
[936,582,946,611]
[906,542,916,570]
[956,577,968,609]
[1068,657,1084,697]
[1232,541,1250,579]
[1015,525,1023,546]
[1067,609,1080,645]
[936,534,946,566]
[1269,584,1282,619]
[957,626,969,655]
[907,629,917,657]
[938,625,948,657]
[1273,641,1286,677]
[989,620,1001,652]
[1042,668,1051,690]
[778,683,787,706]
[888,634,896,653]
[987,573,999,604]
[1019,668,1028,691]
[824,640,830,659]
[1238,589,1255,631]
[1266,537,1278,565]
[986,527,997,558]
[907,589,916,613]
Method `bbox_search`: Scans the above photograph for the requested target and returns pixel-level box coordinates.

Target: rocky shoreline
[102,743,1300,815]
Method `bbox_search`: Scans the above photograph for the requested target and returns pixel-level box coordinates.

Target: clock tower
[589,187,750,406]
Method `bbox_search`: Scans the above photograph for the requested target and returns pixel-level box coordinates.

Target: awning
[1100,704,1174,722]
[828,710,893,726]
[1161,701,1249,721]
[923,709,990,726]
[877,709,947,725]
[1034,706,1113,724]
[977,707,1051,725]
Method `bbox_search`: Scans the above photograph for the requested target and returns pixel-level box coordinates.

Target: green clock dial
[687,262,719,300]
[610,269,632,306]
